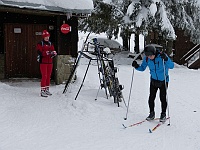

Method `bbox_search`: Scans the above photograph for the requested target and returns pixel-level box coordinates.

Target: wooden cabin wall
[0,10,79,78]
[173,29,195,64]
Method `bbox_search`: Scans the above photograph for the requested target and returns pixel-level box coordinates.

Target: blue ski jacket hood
[135,53,174,82]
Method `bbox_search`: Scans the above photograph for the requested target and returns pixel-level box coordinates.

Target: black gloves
[132,61,139,68]
[160,53,168,61]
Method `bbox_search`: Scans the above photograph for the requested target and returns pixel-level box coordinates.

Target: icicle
[66,12,72,20]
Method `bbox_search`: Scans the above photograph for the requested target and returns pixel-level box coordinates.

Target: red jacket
[37,40,55,64]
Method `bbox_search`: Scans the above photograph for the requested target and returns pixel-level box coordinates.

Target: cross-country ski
[122,118,159,129]
[149,117,170,133]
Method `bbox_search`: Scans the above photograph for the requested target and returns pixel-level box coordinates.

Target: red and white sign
[60,24,71,34]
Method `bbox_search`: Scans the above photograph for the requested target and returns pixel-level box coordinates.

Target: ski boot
[41,90,48,97]
[146,111,155,121]
[160,112,166,122]
[45,89,52,96]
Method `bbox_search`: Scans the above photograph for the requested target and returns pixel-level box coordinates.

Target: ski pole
[124,68,134,120]
[95,85,101,101]
[162,59,170,126]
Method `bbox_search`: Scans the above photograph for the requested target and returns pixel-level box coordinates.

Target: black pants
[148,80,168,113]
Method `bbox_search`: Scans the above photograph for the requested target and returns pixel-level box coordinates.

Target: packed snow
[0,32,200,150]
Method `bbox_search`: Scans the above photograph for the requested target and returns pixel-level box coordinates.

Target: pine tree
[79,0,124,39]
[126,0,175,40]
[165,0,200,44]
[126,0,200,53]
[79,0,200,53]
[79,0,132,50]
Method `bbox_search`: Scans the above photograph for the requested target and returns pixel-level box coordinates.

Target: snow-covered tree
[79,0,132,50]
[79,0,200,53]
[164,0,200,43]
[79,0,124,39]
[126,0,200,54]
[126,0,176,40]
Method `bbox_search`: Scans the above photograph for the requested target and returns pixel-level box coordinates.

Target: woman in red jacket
[37,30,57,97]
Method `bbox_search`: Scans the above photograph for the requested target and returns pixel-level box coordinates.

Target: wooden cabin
[0,0,93,84]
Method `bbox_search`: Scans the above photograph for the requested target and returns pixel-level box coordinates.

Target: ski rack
[63,33,91,94]
[65,38,125,107]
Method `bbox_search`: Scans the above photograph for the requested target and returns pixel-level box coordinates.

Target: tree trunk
[122,34,129,51]
[134,34,139,53]
[134,33,142,59]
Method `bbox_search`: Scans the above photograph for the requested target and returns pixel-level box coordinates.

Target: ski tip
[149,129,152,133]
[122,124,127,129]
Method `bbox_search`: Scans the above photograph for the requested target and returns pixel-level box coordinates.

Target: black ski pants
[148,80,168,114]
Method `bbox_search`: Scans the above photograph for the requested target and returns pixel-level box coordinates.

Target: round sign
[60,24,71,34]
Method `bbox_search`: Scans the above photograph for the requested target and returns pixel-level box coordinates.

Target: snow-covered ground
[1,32,200,150]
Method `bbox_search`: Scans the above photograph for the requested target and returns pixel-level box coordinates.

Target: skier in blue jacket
[132,45,174,122]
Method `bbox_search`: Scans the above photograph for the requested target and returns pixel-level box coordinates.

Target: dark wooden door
[5,23,47,78]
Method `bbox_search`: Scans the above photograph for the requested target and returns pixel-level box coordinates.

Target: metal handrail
[180,44,200,60]
[186,49,200,68]
[185,48,200,61]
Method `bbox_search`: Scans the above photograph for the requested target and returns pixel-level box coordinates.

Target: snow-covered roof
[0,0,94,14]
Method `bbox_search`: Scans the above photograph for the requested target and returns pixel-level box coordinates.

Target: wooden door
[5,23,47,78]
[26,24,47,78]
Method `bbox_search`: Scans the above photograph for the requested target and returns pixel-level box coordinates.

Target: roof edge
[0,0,93,14]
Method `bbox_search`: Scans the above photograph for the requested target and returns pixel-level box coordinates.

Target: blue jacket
[136,54,174,82]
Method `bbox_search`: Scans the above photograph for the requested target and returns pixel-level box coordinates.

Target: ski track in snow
[0,55,200,149]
